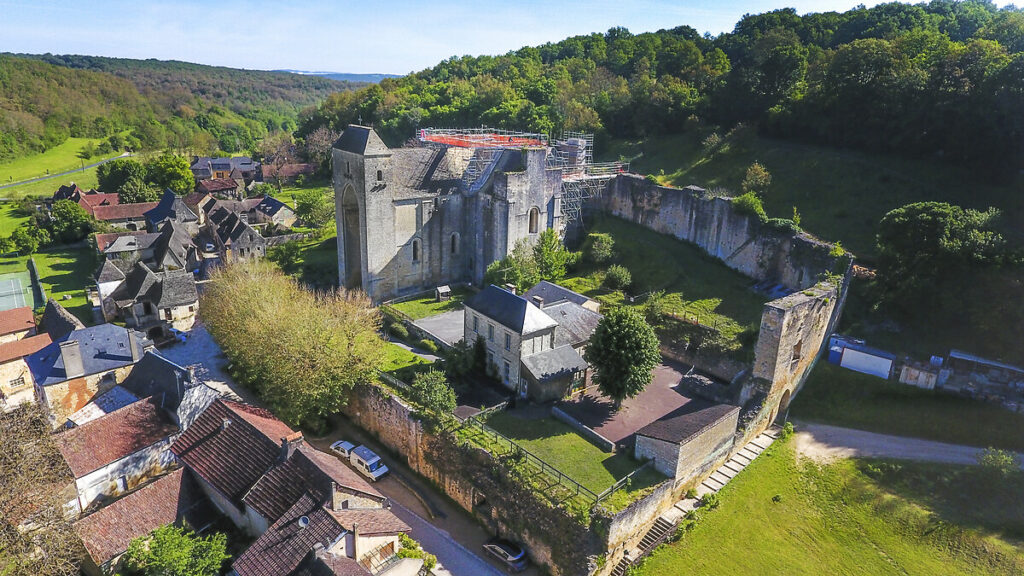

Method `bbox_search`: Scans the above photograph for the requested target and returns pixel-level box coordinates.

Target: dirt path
[792,420,1024,469]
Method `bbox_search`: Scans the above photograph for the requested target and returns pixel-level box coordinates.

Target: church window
[376,169,383,182]
[411,239,421,262]
[450,233,459,254]
[529,207,540,234]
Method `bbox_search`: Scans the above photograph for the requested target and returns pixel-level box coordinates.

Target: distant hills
[275,70,402,83]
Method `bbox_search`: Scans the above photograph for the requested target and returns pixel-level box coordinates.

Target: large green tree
[97,157,145,193]
[533,228,570,282]
[294,188,334,229]
[583,307,660,409]
[146,153,194,195]
[48,199,93,244]
[120,525,228,576]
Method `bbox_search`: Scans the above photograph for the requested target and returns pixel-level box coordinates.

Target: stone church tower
[332,126,563,303]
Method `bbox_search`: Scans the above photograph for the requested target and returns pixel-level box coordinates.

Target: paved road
[156,322,261,405]
[0,152,132,191]
[388,500,505,576]
[792,421,1024,469]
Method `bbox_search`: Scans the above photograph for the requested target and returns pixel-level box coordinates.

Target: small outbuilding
[634,400,740,482]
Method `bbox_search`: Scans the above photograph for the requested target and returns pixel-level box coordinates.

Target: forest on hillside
[0,53,365,163]
[302,0,1024,179]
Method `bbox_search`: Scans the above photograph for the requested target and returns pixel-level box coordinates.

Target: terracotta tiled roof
[327,507,410,536]
[0,306,35,337]
[232,493,346,576]
[0,332,51,364]
[243,444,382,522]
[293,550,370,576]
[171,399,292,506]
[74,469,209,567]
[198,178,240,194]
[78,193,121,215]
[55,396,179,478]
[92,202,160,222]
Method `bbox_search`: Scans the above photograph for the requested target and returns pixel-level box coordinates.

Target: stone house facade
[0,306,36,343]
[106,262,199,338]
[0,333,52,411]
[333,126,562,303]
[633,400,740,480]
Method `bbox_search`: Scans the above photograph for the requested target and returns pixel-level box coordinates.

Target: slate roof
[95,260,127,284]
[27,323,147,387]
[524,281,592,308]
[191,156,257,179]
[293,550,370,576]
[171,399,294,506]
[465,285,558,335]
[119,351,195,411]
[53,183,85,200]
[635,400,740,444]
[213,211,264,247]
[0,306,35,336]
[255,195,294,219]
[151,221,196,270]
[39,299,86,340]
[198,178,241,194]
[333,125,390,156]
[546,301,602,348]
[99,232,162,255]
[92,202,160,222]
[232,493,346,576]
[110,262,198,309]
[55,396,178,478]
[521,345,588,384]
[66,385,139,428]
[0,332,52,365]
[387,147,474,199]
[145,189,199,227]
[74,469,213,567]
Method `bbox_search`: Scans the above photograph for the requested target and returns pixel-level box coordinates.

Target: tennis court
[0,270,37,312]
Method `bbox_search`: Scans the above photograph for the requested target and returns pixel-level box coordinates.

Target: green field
[0,204,30,237]
[0,169,101,201]
[602,131,1021,260]
[482,410,665,511]
[561,214,765,353]
[634,440,1024,576]
[390,287,471,320]
[0,137,121,186]
[0,247,97,323]
[791,362,1024,452]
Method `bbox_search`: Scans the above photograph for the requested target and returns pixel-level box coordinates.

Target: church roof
[333,125,390,156]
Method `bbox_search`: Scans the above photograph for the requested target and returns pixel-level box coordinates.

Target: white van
[349,445,389,481]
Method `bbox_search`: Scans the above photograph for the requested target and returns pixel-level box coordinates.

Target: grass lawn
[482,410,665,511]
[790,362,1024,452]
[634,440,1024,576]
[561,214,765,352]
[0,204,29,237]
[0,137,121,185]
[390,287,471,320]
[601,131,1021,261]
[0,169,101,200]
[290,229,338,289]
[0,247,97,324]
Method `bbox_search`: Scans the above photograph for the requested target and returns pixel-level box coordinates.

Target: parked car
[483,538,528,572]
[330,440,355,459]
[349,445,389,481]
[168,328,187,343]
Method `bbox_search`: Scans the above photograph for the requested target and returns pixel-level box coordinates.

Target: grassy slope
[0,137,120,185]
[390,287,470,320]
[0,169,101,200]
[635,440,1024,576]
[380,342,432,373]
[601,131,1022,260]
[0,205,29,237]
[791,362,1024,452]
[0,247,96,323]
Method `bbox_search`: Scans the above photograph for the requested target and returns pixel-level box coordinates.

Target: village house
[53,184,120,214]
[94,221,199,273]
[27,319,153,428]
[253,195,297,228]
[74,468,216,576]
[208,208,267,262]
[0,306,37,343]
[172,399,415,576]
[190,156,259,182]
[91,202,160,231]
[0,332,53,411]
[464,283,601,402]
[197,177,245,199]
[105,262,199,338]
[145,189,201,236]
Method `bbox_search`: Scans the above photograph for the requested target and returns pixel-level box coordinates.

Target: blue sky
[0,1,1015,74]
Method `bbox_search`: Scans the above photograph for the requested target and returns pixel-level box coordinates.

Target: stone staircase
[609,426,782,576]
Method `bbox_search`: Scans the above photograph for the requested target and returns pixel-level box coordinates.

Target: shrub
[586,233,614,264]
[645,174,660,184]
[685,488,698,500]
[781,421,795,439]
[397,533,438,570]
[741,161,772,195]
[410,369,456,419]
[702,132,721,152]
[766,218,801,234]
[977,447,1019,479]
[642,290,668,325]
[603,264,632,290]
[390,323,409,342]
[732,192,767,222]
[772,493,783,503]
[418,338,439,354]
[698,492,720,509]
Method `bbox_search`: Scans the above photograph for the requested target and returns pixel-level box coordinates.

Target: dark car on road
[483,538,528,572]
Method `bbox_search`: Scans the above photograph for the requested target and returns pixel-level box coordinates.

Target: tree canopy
[120,525,228,576]
[583,307,661,409]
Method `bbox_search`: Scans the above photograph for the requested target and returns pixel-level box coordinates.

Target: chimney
[330,481,342,511]
[60,340,85,379]
[279,431,303,462]
[504,283,516,294]
[352,523,360,561]
[129,331,142,362]
[532,295,544,308]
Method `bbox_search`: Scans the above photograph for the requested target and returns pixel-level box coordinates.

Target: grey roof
[191,156,257,173]
[27,324,149,387]
[119,351,196,411]
[95,260,127,283]
[102,232,161,255]
[635,400,740,444]
[386,147,474,199]
[546,301,602,348]
[465,285,558,336]
[333,125,390,156]
[255,195,294,219]
[152,221,196,270]
[39,299,86,340]
[521,345,588,384]
[524,281,592,308]
[213,211,265,246]
[110,262,198,309]
[145,190,199,227]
